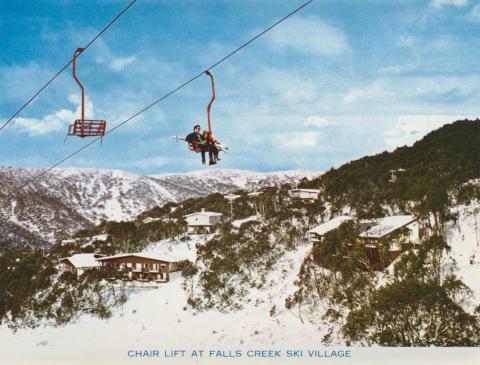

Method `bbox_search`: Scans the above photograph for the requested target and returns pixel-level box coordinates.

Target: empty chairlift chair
[66,47,106,141]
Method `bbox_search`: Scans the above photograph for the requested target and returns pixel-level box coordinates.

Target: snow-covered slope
[0,236,322,365]
[0,167,177,243]
[447,203,480,307]
[0,167,321,243]
[0,204,479,364]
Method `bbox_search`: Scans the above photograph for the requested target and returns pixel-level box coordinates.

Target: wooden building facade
[96,253,184,282]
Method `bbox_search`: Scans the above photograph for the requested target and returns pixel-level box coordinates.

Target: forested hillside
[302,119,480,220]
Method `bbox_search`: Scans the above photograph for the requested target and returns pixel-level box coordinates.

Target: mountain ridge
[0,167,321,246]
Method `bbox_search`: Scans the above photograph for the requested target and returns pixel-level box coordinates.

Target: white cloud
[431,35,455,50]
[14,94,94,136]
[378,64,418,75]
[385,114,472,149]
[397,35,417,49]
[431,0,469,8]
[405,76,479,98]
[15,114,68,136]
[250,67,318,104]
[266,16,349,56]
[304,116,335,127]
[88,36,136,72]
[276,131,322,149]
[0,63,57,103]
[468,4,480,20]
[343,80,394,104]
[109,56,136,72]
[343,75,480,105]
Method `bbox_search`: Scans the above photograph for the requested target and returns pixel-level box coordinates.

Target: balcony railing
[129,267,161,273]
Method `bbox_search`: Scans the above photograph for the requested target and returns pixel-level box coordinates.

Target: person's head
[203,130,210,137]
[193,124,201,132]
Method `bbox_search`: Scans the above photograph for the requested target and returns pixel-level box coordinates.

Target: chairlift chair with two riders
[175,70,228,161]
[65,47,106,142]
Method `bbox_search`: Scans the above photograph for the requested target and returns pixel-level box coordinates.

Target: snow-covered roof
[143,217,178,224]
[247,191,262,197]
[61,239,76,245]
[96,252,185,263]
[224,194,241,200]
[143,217,162,224]
[184,211,222,218]
[307,216,354,236]
[290,188,321,193]
[91,234,108,241]
[359,215,417,238]
[232,215,260,228]
[60,253,104,269]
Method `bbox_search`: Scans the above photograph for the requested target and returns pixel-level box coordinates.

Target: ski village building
[307,215,354,243]
[184,209,222,234]
[359,215,420,266]
[96,253,185,282]
[288,188,321,201]
[59,253,105,276]
[358,215,420,249]
[307,215,422,269]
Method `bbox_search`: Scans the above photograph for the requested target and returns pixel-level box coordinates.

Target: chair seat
[68,119,106,138]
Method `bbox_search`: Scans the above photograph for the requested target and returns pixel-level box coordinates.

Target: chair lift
[174,70,228,154]
[66,48,106,141]
[204,70,215,145]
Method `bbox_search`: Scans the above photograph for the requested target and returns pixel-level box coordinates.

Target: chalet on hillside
[309,214,423,270]
[96,253,185,282]
[184,209,222,234]
[358,215,420,269]
[288,188,321,201]
[359,215,419,246]
[307,216,354,243]
[59,253,105,276]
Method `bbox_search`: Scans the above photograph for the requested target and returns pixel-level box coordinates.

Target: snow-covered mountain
[0,167,321,244]
[150,168,321,201]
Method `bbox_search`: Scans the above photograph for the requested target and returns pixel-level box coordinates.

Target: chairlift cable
[9,0,315,193]
[0,0,138,132]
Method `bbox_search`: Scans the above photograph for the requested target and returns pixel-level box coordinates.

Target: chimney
[201,208,206,212]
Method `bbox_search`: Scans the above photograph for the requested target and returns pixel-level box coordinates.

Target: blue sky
[0,0,479,174]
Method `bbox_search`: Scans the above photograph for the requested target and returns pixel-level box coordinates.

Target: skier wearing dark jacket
[185,124,214,165]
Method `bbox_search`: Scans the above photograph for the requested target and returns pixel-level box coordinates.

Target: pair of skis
[173,136,229,152]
